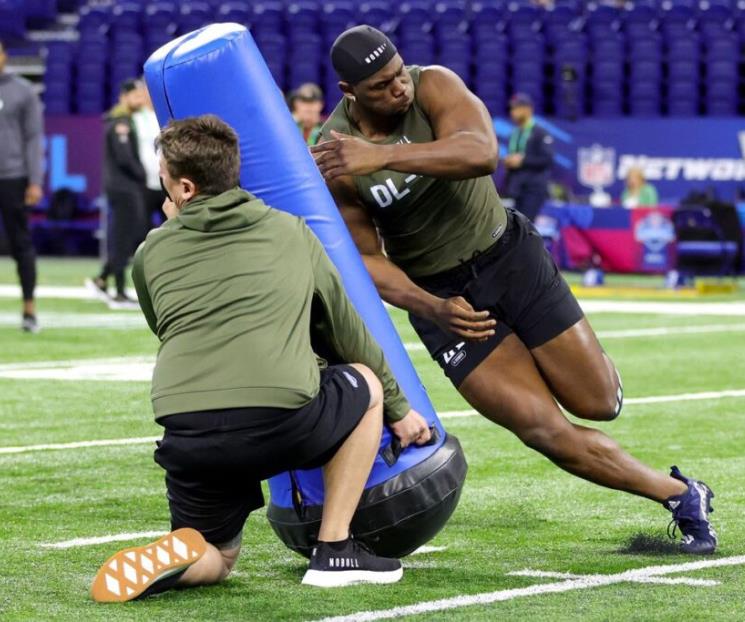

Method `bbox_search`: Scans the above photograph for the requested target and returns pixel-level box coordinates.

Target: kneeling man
[91,115,430,601]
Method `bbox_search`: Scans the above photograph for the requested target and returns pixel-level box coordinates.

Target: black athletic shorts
[409,208,584,387]
[153,365,370,547]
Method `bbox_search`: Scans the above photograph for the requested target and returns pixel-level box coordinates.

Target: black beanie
[331,25,398,84]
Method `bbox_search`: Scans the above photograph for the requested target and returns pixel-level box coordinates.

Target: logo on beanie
[365,43,388,64]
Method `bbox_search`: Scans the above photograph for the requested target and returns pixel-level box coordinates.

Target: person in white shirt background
[132,82,166,241]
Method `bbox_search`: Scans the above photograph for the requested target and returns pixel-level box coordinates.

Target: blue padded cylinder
[144,23,466,558]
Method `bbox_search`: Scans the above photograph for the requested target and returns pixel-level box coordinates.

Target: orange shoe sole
[91,528,207,603]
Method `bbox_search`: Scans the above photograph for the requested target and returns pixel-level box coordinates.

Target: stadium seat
[707,99,737,115]
[707,60,738,81]
[623,3,660,39]
[697,1,736,37]
[470,0,506,41]
[252,1,284,31]
[593,99,623,117]
[668,98,699,116]
[179,2,214,33]
[591,35,625,61]
[434,0,468,37]
[628,37,662,60]
[630,98,661,116]
[705,37,739,60]
[668,60,700,82]
[287,1,321,35]
[506,2,541,41]
[667,37,701,62]
[592,60,624,82]
[357,1,395,32]
[586,1,624,36]
[217,1,251,25]
[76,4,110,35]
[110,2,142,32]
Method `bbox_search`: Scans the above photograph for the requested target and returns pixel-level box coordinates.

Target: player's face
[351,56,414,117]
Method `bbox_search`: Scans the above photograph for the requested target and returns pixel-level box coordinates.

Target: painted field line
[440,388,745,419]
[311,556,745,622]
[40,531,165,550]
[0,436,159,455]
[0,312,144,329]
[509,569,719,587]
[403,323,745,352]
[3,388,745,455]
[578,300,745,316]
[409,546,447,556]
[0,356,154,372]
[0,284,138,301]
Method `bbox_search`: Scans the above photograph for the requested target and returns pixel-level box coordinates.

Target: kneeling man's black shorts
[153,365,370,547]
[409,208,584,387]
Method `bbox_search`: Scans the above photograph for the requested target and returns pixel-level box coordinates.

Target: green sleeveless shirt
[320,66,508,278]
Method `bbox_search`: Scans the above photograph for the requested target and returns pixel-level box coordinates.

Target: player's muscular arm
[382,66,498,179]
[313,67,497,181]
[329,176,496,341]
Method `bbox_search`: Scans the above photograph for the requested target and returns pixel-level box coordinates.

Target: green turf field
[1,258,744,621]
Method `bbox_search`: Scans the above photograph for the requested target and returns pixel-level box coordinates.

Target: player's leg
[531,317,623,422]
[0,178,37,322]
[317,363,383,542]
[303,364,403,587]
[458,333,686,501]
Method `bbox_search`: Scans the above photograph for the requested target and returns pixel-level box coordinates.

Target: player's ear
[339,81,356,102]
[179,177,198,202]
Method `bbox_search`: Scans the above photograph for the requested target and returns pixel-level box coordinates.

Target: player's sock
[302,538,403,587]
[91,528,206,602]
[663,466,717,555]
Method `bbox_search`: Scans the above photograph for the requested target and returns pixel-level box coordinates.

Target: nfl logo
[577,144,616,189]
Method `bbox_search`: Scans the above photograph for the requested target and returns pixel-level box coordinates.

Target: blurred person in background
[0,39,44,333]
[86,79,147,308]
[621,167,658,208]
[289,83,325,146]
[133,81,166,237]
[503,93,554,222]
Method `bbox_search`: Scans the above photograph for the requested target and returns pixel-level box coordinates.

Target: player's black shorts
[409,208,584,387]
[153,365,370,547]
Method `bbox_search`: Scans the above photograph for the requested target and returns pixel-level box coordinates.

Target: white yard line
[508,569,719,587]
[0,284,138,300]
[0,436,159,455]
[2,388,745,455]
[0,312,144,329]
[409,546,447,556]
[40,531,166,549]
[440,388,745,419]
[311,556,745,622]
[578,300,745,316]
[403,322,745,352]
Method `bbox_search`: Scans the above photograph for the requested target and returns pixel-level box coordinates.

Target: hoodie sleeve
[302,222,410,422]
[132,242,158,335]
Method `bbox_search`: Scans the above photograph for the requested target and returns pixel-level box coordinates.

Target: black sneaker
[302,539,403,587]
[21,313,39,334]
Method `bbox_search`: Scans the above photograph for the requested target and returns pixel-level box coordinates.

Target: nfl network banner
[43,116,104,200]
[493,118,745,202]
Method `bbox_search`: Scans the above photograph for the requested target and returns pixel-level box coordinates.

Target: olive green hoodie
[132,187,410,422]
